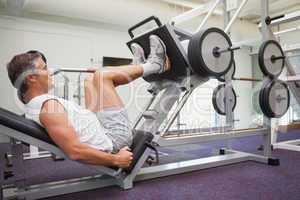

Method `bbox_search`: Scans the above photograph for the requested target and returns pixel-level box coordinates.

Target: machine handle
[265,14,285,25]
[128,16,162,39]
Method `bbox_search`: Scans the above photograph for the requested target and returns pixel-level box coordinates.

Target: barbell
[257,40,291,118]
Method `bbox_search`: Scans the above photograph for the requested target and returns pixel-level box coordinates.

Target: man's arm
[39,99,133,168]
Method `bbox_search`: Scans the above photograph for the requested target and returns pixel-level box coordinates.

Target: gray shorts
[96,107,132,152]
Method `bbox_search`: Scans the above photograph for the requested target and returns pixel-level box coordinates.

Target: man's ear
[26,74,37,85]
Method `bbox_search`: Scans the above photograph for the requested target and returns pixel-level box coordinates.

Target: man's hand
[113,146,133,168]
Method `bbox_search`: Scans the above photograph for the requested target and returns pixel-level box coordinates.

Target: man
[6,35,170,168]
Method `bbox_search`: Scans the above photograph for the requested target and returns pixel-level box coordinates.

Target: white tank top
[25,94,113,152]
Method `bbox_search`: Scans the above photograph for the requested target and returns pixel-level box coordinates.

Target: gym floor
[1,130,299,200]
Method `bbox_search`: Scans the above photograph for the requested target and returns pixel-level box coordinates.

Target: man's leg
[85,35,170,111]
[84,35,170,151]
[84,64,143,111]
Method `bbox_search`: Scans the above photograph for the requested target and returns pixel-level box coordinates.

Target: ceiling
[0,0,300,30]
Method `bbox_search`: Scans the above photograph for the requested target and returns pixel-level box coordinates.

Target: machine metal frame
[0,0,283,199]
[272,139,300,152]
[260,3,300,152]
[1,75,276,200]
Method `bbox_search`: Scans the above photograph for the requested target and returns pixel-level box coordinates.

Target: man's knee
[93,70,114,84]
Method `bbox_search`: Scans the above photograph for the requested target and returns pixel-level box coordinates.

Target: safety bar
[170,1,222,25]
[51,68,96,76]
[195,0,222,33]
[259,10,300,27]
[224,0,249,33]
[275,25,300,36]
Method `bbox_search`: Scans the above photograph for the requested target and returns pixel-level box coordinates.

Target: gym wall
[0,16,140,112]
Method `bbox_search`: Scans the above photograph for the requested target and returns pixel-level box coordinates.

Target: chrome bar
[52,68,96,76]
[224,0,248,33]
[195,0,222,33]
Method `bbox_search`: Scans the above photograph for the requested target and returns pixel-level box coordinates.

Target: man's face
[33,57,54,92]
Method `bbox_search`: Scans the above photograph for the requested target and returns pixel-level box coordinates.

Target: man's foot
[147,35,171,73]
[130,43,146,65]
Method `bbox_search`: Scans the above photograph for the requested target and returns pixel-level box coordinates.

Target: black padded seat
[0,107,55,145]
[0,107,154,173]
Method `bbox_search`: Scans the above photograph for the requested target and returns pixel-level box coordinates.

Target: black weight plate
[259,85,266,116]
[188,29,207,76]
[265,79,290,118]
[212,84,237,115]
[259,79,290,118]
[259,80,274,118]
[218,60,236,82]
[258,40,285,78]
[188,27,233,77]
[260,79,277,117]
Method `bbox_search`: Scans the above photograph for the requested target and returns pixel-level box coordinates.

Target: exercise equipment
[212,84,237,115]
[127,16,191,82]
[51,67,96,76]
[0,4,283,199]
[259,79,290,118]
[260,7,300,153]
[0,107,157,174]
[188,27,238,77]
[265,15,285,25]
[127,16,239,81]
[258,40,285,78]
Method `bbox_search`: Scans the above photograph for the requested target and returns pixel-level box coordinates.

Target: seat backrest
[0,107,154,174]
[0,107,55,145]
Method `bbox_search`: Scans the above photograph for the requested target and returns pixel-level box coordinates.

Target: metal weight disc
[212,84,237,115]
[258,40,285,78]
[259,84,272,117]
[188,27,233,77]
[259,79,274,117]
[188,29,207,75]
[218,60,236,82]
[259,79,290,118]
[252,90,262,114]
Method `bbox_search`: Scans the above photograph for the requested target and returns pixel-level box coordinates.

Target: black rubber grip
[265,15,285,25]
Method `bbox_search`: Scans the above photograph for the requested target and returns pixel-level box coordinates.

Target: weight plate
[212,84,237,115]
[188,29,206,75]
[259,82,273,118]
[252,90,262,114]
[259,79,290,118]
[258,40,285,78]
[188,27,233,77]
[218,60,236,82]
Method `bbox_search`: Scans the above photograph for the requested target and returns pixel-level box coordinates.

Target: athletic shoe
[130,43,146,65]
[148,35,170,73]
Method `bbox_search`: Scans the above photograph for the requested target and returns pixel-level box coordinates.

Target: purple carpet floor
[1,130,299,200]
